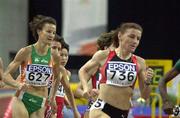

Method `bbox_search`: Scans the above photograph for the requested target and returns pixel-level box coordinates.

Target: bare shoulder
[134,55,145,64]
[134,55,146,71]
[14,46,31,61]
[17,46,31,58]
[92,50,110,61]
[18,45,31,54]
[66,69,71,77]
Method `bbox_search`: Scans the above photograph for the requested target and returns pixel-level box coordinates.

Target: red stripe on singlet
[99,51,116,84]
[131,55,138,89]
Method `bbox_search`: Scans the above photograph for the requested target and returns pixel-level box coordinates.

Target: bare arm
[78,51,102,98]
[158,67,179,114]
[75,79,95,99]
[137,57,153,100]
[158,68,179,102]
[3,48,28,89]
[47,49,62,114]
[61,69,80,117]
[75,61,96,99]
[48,49,61,101]
[74,83,85,98]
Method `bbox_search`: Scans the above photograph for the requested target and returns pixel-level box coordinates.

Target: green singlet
[174,59,180,72]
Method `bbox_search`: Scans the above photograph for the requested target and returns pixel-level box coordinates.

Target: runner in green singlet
[2,15,67,118]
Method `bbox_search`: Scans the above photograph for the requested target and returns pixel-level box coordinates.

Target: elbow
[2,73,7,83]
[158,78,167,94]
[158,78,165,89]
[78,68,83,74]
[78,68,84,80]
[65,86,71,94]
[78,67,89,80]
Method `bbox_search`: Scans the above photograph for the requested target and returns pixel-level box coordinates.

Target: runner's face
[60,48,69,66]
[51,41,62,53]
[119,28,142,53]
[38,23,56,45]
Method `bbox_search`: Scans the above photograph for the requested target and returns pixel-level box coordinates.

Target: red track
[0,97,12,118]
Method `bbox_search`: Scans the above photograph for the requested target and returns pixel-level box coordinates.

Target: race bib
[26,64,52,86]
[90,99,105,110]
[106,61,137,86]
[47,79,52,89]
[173,105,180,116]
[96,73,101,89]
[56,84,65,97]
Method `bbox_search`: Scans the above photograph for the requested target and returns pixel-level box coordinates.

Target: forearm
[66,88,78,112]
[49,76,60,100]
[64,95,71,106]
[3,73,21,89]
[159,78,169,102]
[74,87,84,98]
[141,84,152,100]
[78,70,90,91]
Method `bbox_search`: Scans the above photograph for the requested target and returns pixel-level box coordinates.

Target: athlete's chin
[45,41,52,45]
[60,62,66,66]
[129,47,137,53]
[129,49,135,53]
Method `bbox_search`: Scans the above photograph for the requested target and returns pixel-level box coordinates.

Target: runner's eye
[51,46,57,50]
[57,48,61,51]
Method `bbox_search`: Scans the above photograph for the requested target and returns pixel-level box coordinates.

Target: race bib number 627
[26,64,52,86]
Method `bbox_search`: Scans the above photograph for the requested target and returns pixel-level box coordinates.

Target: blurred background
[0,0,180,117]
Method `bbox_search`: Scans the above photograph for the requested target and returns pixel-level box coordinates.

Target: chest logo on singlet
[34,57,48,63]
[25,64,52,86]
[106,61,137,86]
[34,58,40,63]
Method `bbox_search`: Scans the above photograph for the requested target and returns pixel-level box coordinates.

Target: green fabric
[21,92,44,115]
[31,45,51,65]
[174,59,180,72]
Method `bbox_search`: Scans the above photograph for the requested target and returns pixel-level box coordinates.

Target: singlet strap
[100,50,116,84]
[131,55,138,88]
[31,45,51,65]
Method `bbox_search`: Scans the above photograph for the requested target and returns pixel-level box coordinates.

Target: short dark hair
[118,22,143,34]
[29,15,57,40]
[54,34,64,43]
[112,22,143,47]
[54,34,69,52]
[61,41,69,52]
